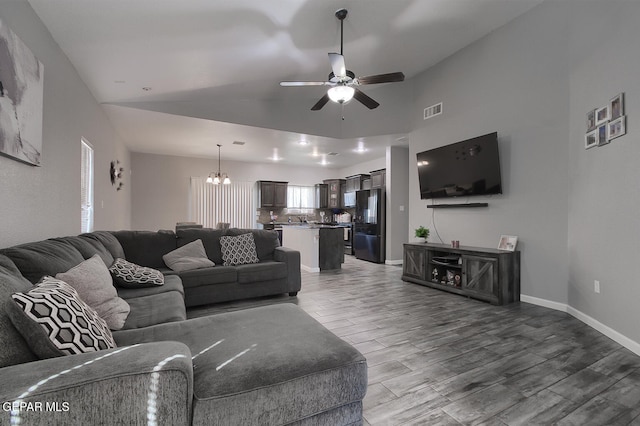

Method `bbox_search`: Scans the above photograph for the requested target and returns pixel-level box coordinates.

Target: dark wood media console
[402,243,520,305]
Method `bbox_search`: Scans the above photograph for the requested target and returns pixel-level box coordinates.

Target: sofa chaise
[0,230,367,425]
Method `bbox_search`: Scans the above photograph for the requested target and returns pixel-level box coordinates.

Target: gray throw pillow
[163,239,215,272]
[109,258,164,288]
[56,254,130,330]
[8,277,117,358]
[219,233,260,266]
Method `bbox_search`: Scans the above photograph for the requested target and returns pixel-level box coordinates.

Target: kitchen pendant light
[207,144,230,185]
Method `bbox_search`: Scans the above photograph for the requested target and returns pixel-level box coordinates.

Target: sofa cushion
[8,277,117,358]
[109,258,164,288]
[80,231,126,260]
[53,235,115,266]
[220,233,260,266]
[226,228,280,261]
[112,304,367,425]
[178,266,237,289]
[176,228,226,265]
[56,255,130,330]
[116,274,184,300]
[111,230,177,269]
[0,254,38,368]
[235,261,288,284]
[0,239,85,284]
[162,239,215,272]
[118,291,187,330]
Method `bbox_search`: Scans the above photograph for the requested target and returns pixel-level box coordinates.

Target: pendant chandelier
[206,144,230,185]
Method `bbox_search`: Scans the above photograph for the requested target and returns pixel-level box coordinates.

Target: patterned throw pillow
[8,277,116,358]
[219,233,260,266]
[109,258,164,288]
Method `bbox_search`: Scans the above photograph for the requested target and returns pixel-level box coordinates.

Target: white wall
[0,2,130,247]
[566,2,640,343]
[130,152,341,231]
[407,1,570,304]
[338,156,386,178]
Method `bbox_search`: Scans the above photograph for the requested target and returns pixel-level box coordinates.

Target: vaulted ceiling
[29,0,542,168]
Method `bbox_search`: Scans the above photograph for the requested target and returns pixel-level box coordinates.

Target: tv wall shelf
[427,203,489,209]
[402,243,520,305]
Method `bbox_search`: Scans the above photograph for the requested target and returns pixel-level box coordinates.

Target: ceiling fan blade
[311,94,331,111]
[328,53,347,79]
[357,72,405,85]
[280,81,328,86]
[353,88,380,109]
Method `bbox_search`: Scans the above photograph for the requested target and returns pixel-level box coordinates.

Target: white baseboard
[521,294,640,356]
[301,265,320,273]
[385,259,403,266]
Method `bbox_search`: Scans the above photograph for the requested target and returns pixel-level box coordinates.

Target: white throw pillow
[163,239,215,272]
[56,254,130,330]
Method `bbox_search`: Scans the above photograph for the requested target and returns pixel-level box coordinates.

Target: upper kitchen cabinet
[345,174,370,193]
[315,184,328,209]
[370,169,386,189]
[258,181,288,208]
[323,179,345,209]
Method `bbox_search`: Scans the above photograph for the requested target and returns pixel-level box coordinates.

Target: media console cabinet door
[403,245,427,280]
[462,254,499,303]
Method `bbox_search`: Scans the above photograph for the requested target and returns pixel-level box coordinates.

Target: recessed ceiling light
[354,141,367,153]
[298,140,309,145]
[327,152,339,156]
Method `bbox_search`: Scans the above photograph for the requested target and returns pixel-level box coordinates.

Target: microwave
[344,192,356,208]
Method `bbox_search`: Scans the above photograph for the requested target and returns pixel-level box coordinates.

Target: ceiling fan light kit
[328,85,355,104]
[280,8,404,111]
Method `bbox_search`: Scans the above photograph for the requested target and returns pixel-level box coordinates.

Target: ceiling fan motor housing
[328,70,355,84]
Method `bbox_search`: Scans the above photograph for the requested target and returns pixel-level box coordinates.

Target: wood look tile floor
[188,256,640,425]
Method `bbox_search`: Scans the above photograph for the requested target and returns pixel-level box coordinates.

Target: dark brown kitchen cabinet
[315,184,328,209]
[323,179,345,209]
[370,169,386,189]
[258,181,288,208]
[345,174,370,193]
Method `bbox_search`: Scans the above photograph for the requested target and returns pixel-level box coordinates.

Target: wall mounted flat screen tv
[417,132,502,199]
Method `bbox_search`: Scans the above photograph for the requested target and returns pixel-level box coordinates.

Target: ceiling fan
[280,8,405,111]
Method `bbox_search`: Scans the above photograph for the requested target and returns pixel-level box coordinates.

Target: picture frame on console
[498,235,518,251]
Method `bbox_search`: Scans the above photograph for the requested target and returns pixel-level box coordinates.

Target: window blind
[189,177,255,229]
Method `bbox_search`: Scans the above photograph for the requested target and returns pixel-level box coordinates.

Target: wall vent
[327,152,339,156]
[233,141,245,145]
[424,102,443,120]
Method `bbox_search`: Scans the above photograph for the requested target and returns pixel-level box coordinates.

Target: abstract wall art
[0,18,44,166]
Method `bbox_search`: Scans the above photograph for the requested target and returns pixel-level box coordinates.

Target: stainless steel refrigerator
[354,189,385,263]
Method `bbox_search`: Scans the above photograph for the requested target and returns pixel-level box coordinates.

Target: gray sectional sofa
[111,227,302,307]
[0,230,367,425]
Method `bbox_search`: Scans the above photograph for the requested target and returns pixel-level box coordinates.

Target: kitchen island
[281,225,345,272]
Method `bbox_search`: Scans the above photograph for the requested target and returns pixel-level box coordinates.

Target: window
[80,139,94,233]
[189,177,255,228]
[287,185,315,213]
